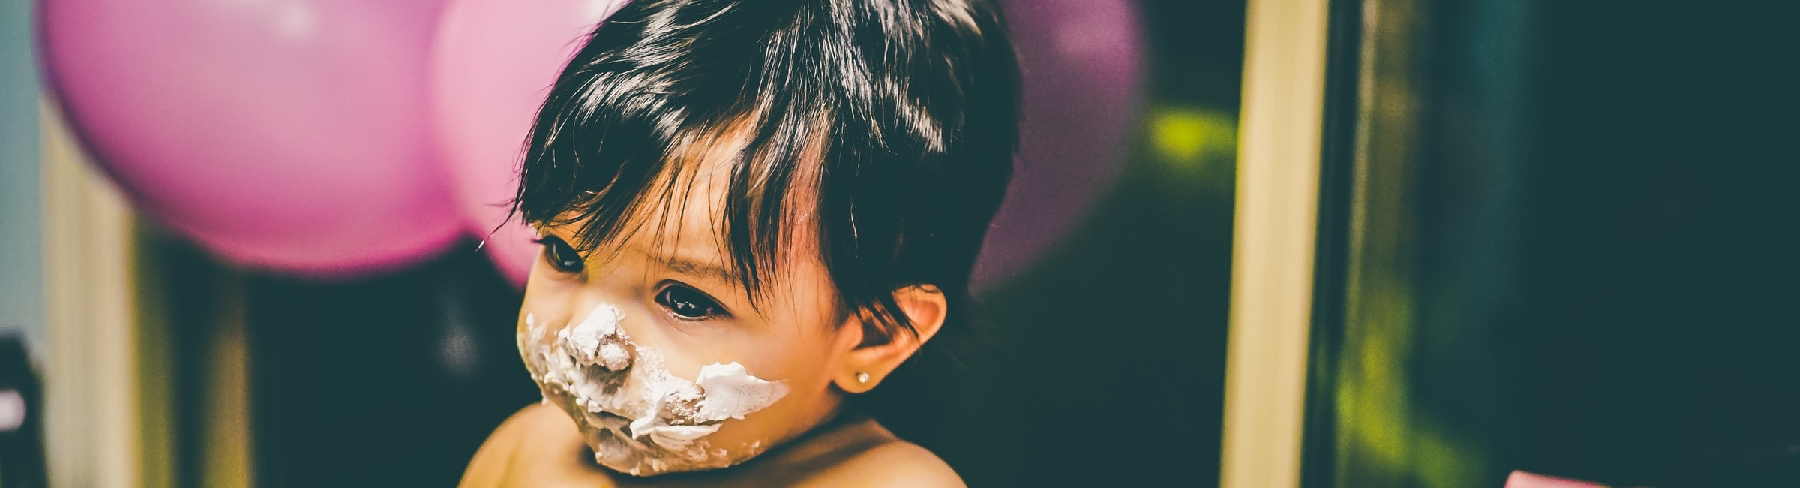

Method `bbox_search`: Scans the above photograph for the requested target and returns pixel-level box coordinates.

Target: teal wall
[1,0,44,355]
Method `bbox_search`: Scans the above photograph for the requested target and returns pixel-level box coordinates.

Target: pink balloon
[39,0,462,276]
[432,0,628,287]
[973,0,1144,292]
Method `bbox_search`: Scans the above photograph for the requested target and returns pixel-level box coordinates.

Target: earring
[855,372,871,385]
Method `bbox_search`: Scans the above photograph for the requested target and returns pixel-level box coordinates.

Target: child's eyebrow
[658,254,737,283]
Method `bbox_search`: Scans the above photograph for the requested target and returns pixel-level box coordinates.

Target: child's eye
[655,284,729,320]
[533,236,586,274]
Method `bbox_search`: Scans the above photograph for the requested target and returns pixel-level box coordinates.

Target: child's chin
[579,413,747,477]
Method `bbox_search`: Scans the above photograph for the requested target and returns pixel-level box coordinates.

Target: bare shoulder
[460,402,613,488]
[796,440,966,488]
[458,404,535,488]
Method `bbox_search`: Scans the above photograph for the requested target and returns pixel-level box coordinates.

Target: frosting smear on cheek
[518,304,789,476]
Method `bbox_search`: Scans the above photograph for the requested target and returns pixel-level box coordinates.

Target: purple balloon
[974,0,1144,292]
[39,0,462,276]
[433,0,627,288]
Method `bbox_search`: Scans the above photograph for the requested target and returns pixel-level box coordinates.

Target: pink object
[972,0,1144,292]
[431,0,628,287]
[39,0,461,276]
[1506,471,1609,488]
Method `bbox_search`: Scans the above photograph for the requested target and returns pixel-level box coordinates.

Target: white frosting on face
[518,303,789,476]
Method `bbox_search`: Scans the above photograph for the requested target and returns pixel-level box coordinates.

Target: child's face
[515,148,856,476]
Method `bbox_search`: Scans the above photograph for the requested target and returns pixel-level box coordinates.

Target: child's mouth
[520,303,788,476]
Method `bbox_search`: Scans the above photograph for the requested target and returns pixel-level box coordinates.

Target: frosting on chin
[518,304,788,476]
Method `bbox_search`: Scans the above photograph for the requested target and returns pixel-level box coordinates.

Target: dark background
[1499,1,1799,485]
[1305,1,1800,487]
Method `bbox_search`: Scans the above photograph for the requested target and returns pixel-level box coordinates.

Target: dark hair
[511,0,1018,338]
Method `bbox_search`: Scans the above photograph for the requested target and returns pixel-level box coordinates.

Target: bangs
[513,75,831,303]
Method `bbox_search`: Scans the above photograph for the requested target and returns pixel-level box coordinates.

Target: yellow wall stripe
[1218,0,1331,486]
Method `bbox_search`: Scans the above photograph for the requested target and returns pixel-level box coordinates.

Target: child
[458,0,1018,486]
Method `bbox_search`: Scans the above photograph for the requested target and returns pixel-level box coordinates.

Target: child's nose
[591,337,632,371]
[565,326,636,374]
[560,299,638,372]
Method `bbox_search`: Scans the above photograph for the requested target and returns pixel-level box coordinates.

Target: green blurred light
[1149,107,1237,169]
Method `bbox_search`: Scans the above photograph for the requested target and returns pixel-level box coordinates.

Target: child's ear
[833,284,947,393]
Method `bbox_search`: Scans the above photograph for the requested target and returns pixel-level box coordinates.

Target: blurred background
[1,0,1797,487]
